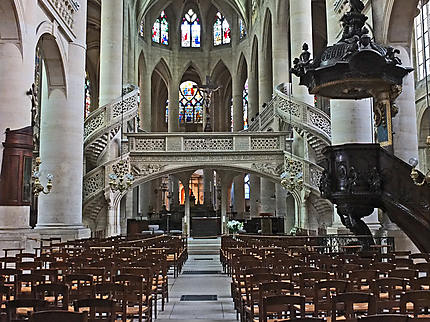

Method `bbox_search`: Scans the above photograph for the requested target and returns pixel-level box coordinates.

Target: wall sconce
[32,157,53,197]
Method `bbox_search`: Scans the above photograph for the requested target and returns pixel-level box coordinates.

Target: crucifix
[195,76,221,132]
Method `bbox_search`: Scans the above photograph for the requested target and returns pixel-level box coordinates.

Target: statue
[291,43,313,77]
[26,83,40,154]
[349,0,365,13]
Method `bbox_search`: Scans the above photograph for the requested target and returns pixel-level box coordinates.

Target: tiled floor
[156,254,237,321]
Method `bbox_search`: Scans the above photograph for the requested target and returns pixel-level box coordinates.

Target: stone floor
[156,253,237,322]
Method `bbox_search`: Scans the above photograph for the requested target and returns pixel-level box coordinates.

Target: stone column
[0,43,33,228]
[168,80,179,132]
[276,184,287,227]
[260,179,276,214]
[391,46,419,163]
[290,0,314,105]
[171,175,180,209]
[249,175,261,217]
[140,71,152,132]
[139,183,150,218]
[232,74,244,132]
[36,2,90,239]
[219,174,234,235]
[183,182,190,236]
[248,62,259,124]
[99,0,123,107]
[203,169,213,207]
[233,175,245,218]
[273,7,290,87]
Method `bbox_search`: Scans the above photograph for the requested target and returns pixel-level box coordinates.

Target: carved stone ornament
[131,163,163,178]
[252,162,283,178]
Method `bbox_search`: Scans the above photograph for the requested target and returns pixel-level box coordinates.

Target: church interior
[1,0,430,320]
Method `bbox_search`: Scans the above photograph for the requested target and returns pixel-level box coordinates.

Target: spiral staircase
[83,86,140,226]
[82,83,334,233]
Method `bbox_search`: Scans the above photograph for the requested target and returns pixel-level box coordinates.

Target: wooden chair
[114,274,152,322]
[258,282,295,320]
[371,277,407,313]
[64,274,93,302]
[299,270,332,301]
[314,280,349,317]
[400,290,430,318]
[14,275,45,299]
[34,283,69,310]
[74,299,116,322]
[92,283,126,321]
[349,270,378,292]
[331,292,377,321]
[244,273,280,322]
[29,311,88,322]
[389,269,419,280]
[261,295,306,321]
[370,262,396,278]
[358,314,409,321]
[6,299,48,322]
[411,277,430,290]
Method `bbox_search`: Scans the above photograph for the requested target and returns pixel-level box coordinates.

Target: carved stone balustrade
[40,0,80,36]
[83,85,139,170]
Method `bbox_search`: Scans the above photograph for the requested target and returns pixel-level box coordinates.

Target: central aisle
[157,239,236,321]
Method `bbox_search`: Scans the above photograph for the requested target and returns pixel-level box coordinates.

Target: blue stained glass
[214,12,230,46]
[179,81,204,124]
[182,9,200,47]
[152,11,168,45]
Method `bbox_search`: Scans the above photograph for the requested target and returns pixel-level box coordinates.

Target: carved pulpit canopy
[291,0,413,100]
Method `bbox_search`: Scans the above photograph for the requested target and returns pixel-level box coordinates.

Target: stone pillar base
[379,228,420,253]
[0,229,40,256]
[326,225,350,235]
[0,206,31,229]
[34,226,91,241]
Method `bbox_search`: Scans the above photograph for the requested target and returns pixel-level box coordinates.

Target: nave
[1,233,430,321]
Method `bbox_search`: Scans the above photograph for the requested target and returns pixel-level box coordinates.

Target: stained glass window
[84,73,91,118]
[165,99,169,123]
[152,11,168,45]
[139,18,144,38]
[239,19,247,39]
[182,9,201,48]
[243,79,249,129]
[179,81,203,123]
[415,3,430,80]
[244,174,250,199]
[214,12,231,46]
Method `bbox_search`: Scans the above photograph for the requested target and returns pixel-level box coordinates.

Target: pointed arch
[237,53,248,85]
[251,36,259,74]
[0,0,23,50]
[180,61,204,85]
[262,8,273,61]
[35,33,67,96]
[152,58,172,86]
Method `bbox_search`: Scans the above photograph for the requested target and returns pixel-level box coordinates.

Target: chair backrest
[314,279,350,316]
[261,295,306,320]
[400,290,430,317]
[331,292,377,321]
[64,274,93,300]
[6,299,48,321]
[30,310,88,322]
[34,283,69,310]
[389,269,419,280]
[411,276,430,290]
[15,274,45,298]
[357,314,409,321]
[74,299,115,322]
